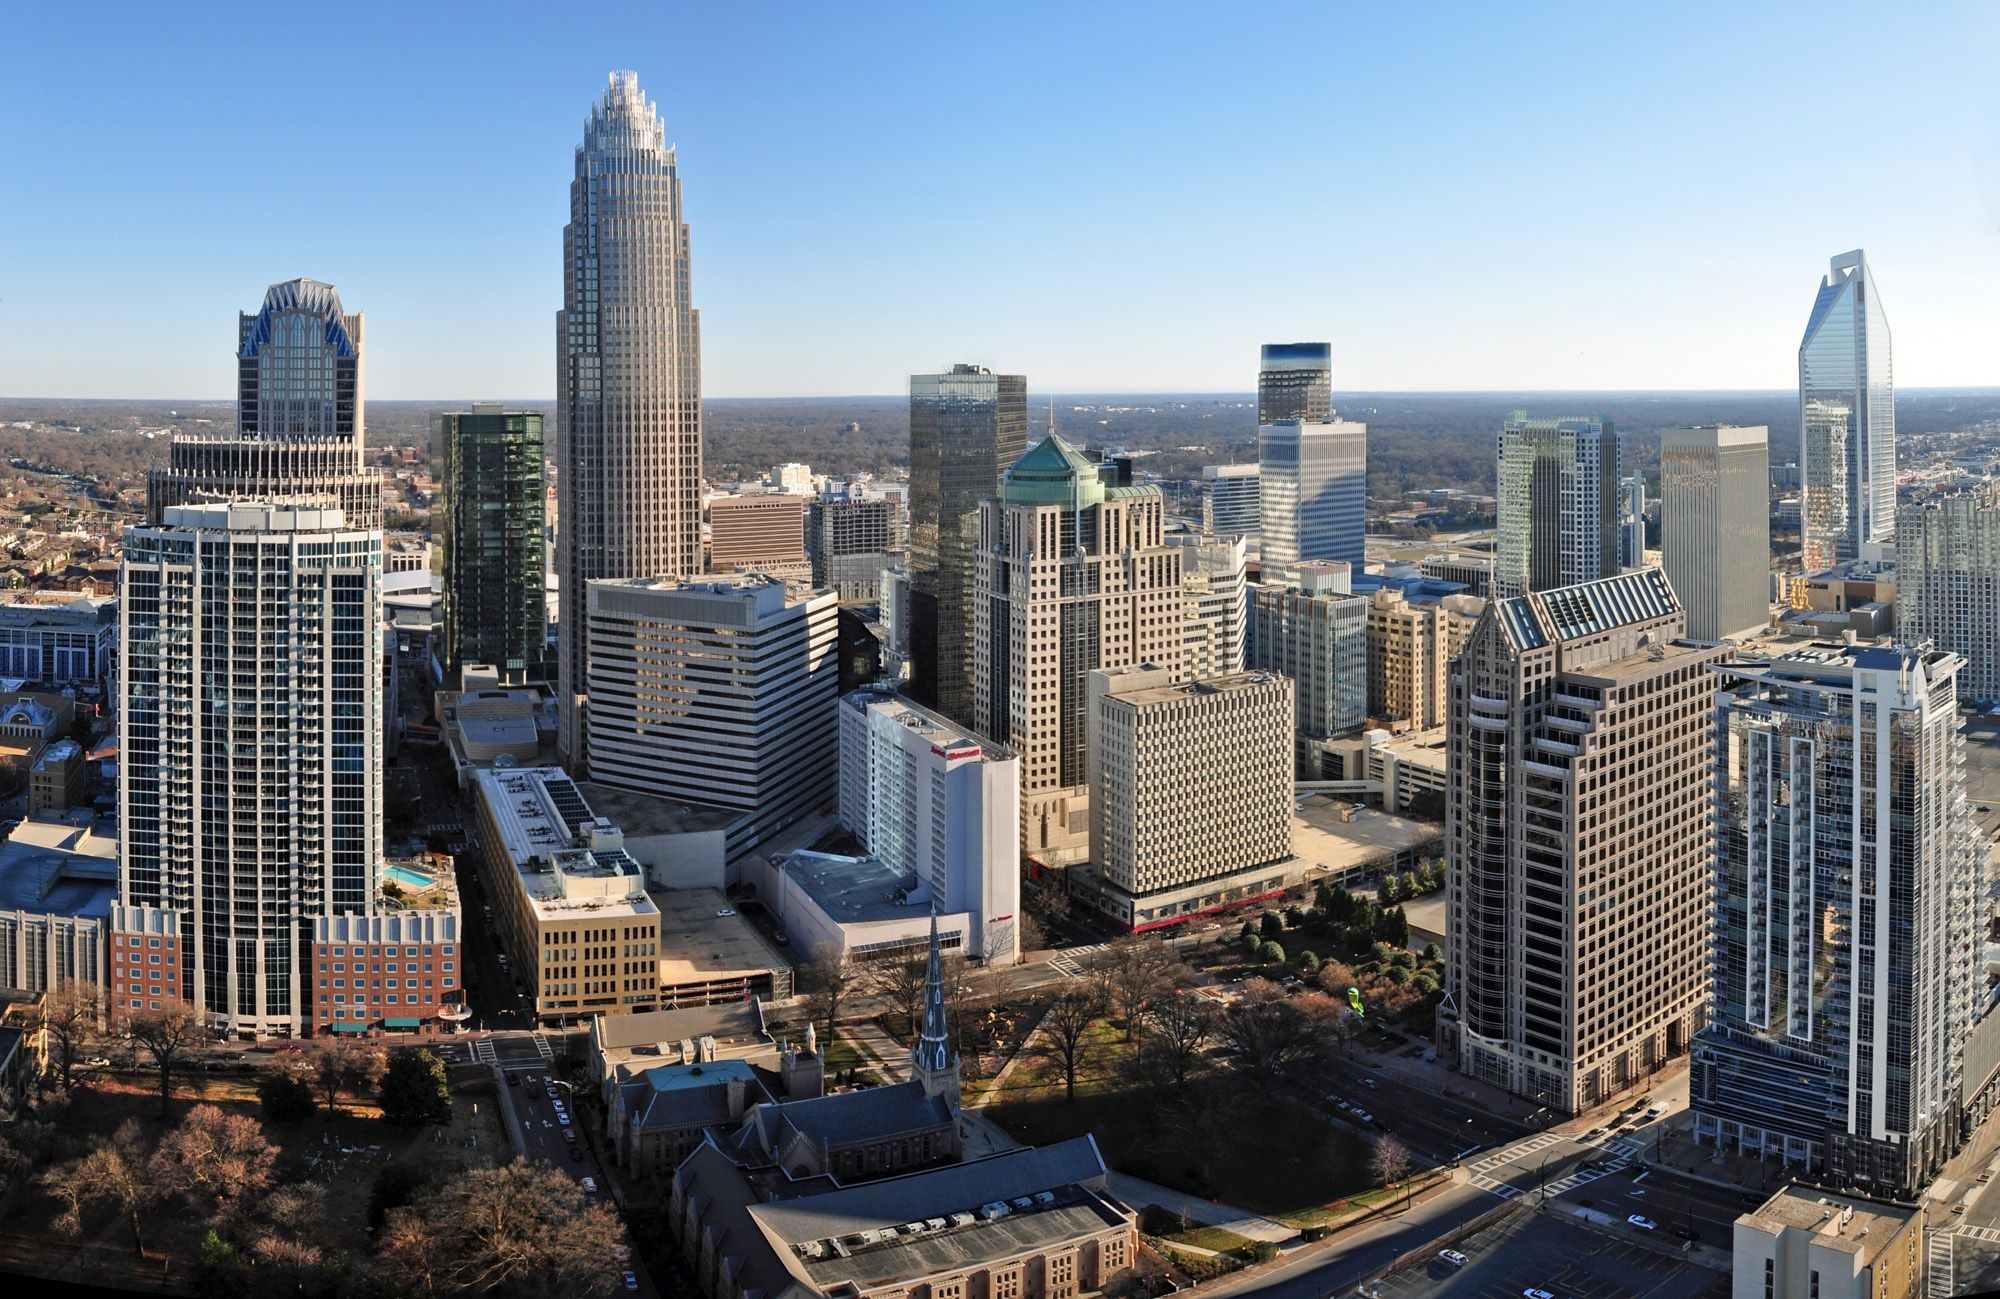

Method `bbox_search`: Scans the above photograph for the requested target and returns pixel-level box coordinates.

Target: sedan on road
[1628,1215,1657,1231]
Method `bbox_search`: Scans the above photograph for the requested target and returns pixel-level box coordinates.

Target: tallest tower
[1798,249,1894,572]
[557,71,703,766]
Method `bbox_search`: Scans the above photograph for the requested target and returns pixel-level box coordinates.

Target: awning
[329,1022,372,1033]
[384,1018,420,1028]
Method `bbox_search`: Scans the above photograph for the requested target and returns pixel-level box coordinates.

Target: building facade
[1249,561,1368,775]
[439,405,547,683]
[1442,569,1725,1113]
[908,365,1028,724]
[1619,473,1647,570]
[1732,1188,1926,1299]
[1365,588,1485,731]
[1257,418,1367,584]
[1895,489,2000,707]
[809,496,904,603]
[0,596,116,694]
[114,502,382,1036]
[557,71,704,765]
[1799,250,1894,572]
[973,436,1183,862]
[1257,342,1333,423]
[1660,425,1770,642]
[1177,535,1248,680]
[1493,414,1620,600]
[708,493,809,574]
[1692,643,1981,1197]
[1199,464,1261,538]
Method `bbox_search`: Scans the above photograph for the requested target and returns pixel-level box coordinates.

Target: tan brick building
[1365,588,1484,731]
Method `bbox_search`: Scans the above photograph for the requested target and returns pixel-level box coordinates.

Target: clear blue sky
[3,1,1997,399]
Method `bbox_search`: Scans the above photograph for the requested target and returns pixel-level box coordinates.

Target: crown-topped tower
[911,909,960,1106]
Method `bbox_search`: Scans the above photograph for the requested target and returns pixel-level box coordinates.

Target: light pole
[1538,1153,1556,1202]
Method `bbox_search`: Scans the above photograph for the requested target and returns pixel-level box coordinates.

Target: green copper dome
[1002,434,1105,509]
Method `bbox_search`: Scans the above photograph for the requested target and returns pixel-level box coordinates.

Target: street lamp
[1538,1152,1556,1202]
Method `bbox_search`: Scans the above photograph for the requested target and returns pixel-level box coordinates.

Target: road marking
[1928,1231,1955,1299]
[534,1032,555,1061]
[1957,1223,2000,1244]
[472,1038,497,1064]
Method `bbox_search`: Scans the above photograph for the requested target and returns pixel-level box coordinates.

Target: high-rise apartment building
[1443,569,1726,1113]
[557,71,703,765]
[440,405,547,682]
[707,493,809,574]
[1200,464,1261,538]
[973,435,1183,862]
[585,576,838,850]
[112,502,383,1035]
[1257,342,1333,424]
[1799,250,1894,572]
[148,278,383,529]
[1258,418,1367,584]
[836,687,1021,962]
[1176,535,1248,680]
[1618,474,1647,570]
[1249,561,1368,775]
[1365,588,1485,731]
[1085,665,1296,931]
[1896,490,2000,708]
[1493,414,1621,600]
[1659,425,1770,642]
[1692,643,1981,1196]
[908,365,1028,724]
[808,496,904,604]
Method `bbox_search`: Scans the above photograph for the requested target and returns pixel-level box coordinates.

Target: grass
[1163,1225,1259,1253]
[822,1035,885,1088]
[1272,1171,1444,1229]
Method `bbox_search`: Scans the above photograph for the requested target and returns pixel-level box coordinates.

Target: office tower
[1086,664,1295,931]
[908,365,1028,723]
[557,71,703,766]
[836,687,1021,961]
[707,493,808,574]
[585,576,838,844]
[1692,643,1981,1196]
[1799,250,1894,572]
[973,434,1183,862]
[1443,569,1726,1113]
[1250,561,1368,775]
[1660,425,1770,642]
[112,502,382,1035]
[148,278,383,528]
[1896,491,2000,707]
[1493,414,1620,599]
[1200,464,1261,537]
[439,405,547,683]
[1365,588,1486,731]
[1258,417,1367,585]
[1257,342,1333,424]
[1618,474,1647,569]
[770,462,815,494]
[1176,535,1248,679]
[808,496,903,604]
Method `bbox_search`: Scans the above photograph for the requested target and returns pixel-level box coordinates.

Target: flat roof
[655,888,788,984]
[473,768,658,924]
[572,778,741,838]
[1292,800,1441,873]
[780,851,929,925]
[0,818,116,919]
[1740,1186,1916,1262]
[1103,669,1286,708]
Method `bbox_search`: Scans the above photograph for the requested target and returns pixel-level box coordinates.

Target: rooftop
[593,1000,770,1056]
[1292,800,1441,874]
[777,850,929,925]
[1739,1186,1916,1264]
[472,767,657,923]
[655,888,789,987]
[841,688,1011,762]
[1100,669,1286,709]
[0,817,116,919]
[572,778,742,839]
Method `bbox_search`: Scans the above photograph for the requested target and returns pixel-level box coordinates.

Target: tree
[1095,937,1179,1052]
[250,1233,328,1298]
[39,979,102,1093]
[1370,1134,1416,1210]
[1378,873,1403,904]
[1141,993,1217,1091]
[798,946,857,1048]
[257,1070,317,1125]
[119,996,206,1117]
[378,1160,626,1299]
[370,1161,439,1231]
[42,1119,158,1256]
[1258,911,1283,939]
[1217,983,1326,1084]
[860,952,928,1038]
[312,1038,388,1117]
[1036,984,1105,1102]
[379,1048,453,1129]
[150,1103,278,1223]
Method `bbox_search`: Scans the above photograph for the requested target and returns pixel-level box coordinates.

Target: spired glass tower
[1798,250,1893,571]
[557,71,703,766]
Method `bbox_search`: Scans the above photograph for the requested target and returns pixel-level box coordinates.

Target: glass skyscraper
[1257,342,1333,424]
[440,405,548,683]
[1798,250,1894,571]
[1255,343,1364,584]
[557,71,703,766]
[1493,414,1620,600]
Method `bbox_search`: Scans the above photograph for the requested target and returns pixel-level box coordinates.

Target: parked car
[622,1271,640,1292]
[1361,1078,1378,1089]
[1525,1290,1555,1299]
[1437,1249,1468,1267]
[581,1177,598,1194]
[1628,1215,1657,1231]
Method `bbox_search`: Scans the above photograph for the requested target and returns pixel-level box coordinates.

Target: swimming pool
[383,864,436,891]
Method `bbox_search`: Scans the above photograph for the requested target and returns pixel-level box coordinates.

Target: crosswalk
[533,1032,555,1062]
[1049,943,1106,979]
[1462,1128,1644,1200]
[1956,1223,2000,1244]
[471,1037,498,1065]
[1929,1230,1955,1299]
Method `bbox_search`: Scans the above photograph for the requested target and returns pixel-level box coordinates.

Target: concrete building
[1896,489,2000,707]
[709,492,810,575]
[653,886,795,1006]
[809,496,904,603]
[0,595,116,695]
[771,462,816,494]
[1084,665,1296,931]
[435,682,556,786]
[1200,464,1261,538]
[586,576,839,854]
[973,435,1184,863]
[1732,1188,1926,1299]
[467,766,661,1024]
[749,850,972,965]
[1494,414,1621,599]
[835,687,1020,962]
[1250,560,1368,777]
[1257,416,1367,584]
[28,738,84,814]
[1442,569,1727,1113]
[1365,588,1485,731]
[1176,535,1248,680]
[1659,425,1771,642]
[557,73,705,765]
[0,691,74,781]
[1799,251,1895,572]
[439,405,546,682]
[0,817,114,997]
[1419,554,1495,599]
[308,855,463,1036]
[1692,643,1982,1198]
[908,365,1028,724]
[113,501,382,1036]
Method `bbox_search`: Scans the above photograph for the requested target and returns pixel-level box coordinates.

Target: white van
[581,1176,598,1195]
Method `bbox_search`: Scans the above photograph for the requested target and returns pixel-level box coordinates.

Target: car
[622,1271,640,1292]
[1525,1290,1556,1299]
[83,1056,111,1069]
[279,1043,306,1054]
[1437,1249,1468,1267]
[564,1128,577,1142]
[1335,1099,1351,1111]
[1351,1109,1372,1123]
[716,908,736,917]
[1628,1216,1656,1231]
[1981,1172,1994,1184]
[1980,805,1993,813]
[1361,1078,1378,1089]
[581,1177,598,1194]
[773,933,791,945]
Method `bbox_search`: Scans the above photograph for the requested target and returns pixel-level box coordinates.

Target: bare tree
[311,1038,388,1117]
[40,979,103,1092]
[1141,992,1218,1091]
[150,1103,278,1222]
[1217,982,1325,1084]
[42,1119,158,1256]
[860,952,927,1039]
[1370,1134,1416,1210]
[119,996,206,1117]
[1036,984,1106,1102]
[379,1160,626,1299]
[798,946,856,1050]
[1095,938,1181,1054]
[250,1233,327,1297]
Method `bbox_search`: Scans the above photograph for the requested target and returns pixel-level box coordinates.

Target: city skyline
[4,4,1999,401]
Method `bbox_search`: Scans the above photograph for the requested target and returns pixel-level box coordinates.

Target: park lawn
[823,1034,885,1088]
[1162,1225,1259,1253]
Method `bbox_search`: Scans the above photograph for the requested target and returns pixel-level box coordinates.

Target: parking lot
[1371,1208,1722,1299]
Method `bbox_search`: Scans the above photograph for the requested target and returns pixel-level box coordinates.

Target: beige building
[974,436,1182,862]
[1660,425,1771,642]
[1085,665,1296,930]
[1732,1188,1925,1299]
[708,492,809,575]
[1176,534,1248,679]
[1365,589,1485,731]
[1442,569,1727,1113]
[468,766,661,1024]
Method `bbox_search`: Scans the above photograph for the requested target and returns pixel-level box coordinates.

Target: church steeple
[911,909,959,1106]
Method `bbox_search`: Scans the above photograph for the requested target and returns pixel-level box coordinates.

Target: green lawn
[823,1035,885,1088]
[1163,1225,1259,1253]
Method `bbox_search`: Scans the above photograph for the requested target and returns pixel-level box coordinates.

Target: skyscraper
[1176,535,1248,680]
[1257,342,1333,424]
[1659,425,1769,642]
[1799,250,1894,571]
[112,502,383,1036]
[1443,569,1726,1112]
[1493,414,1620,600]
[1895,490,2000,708]
[148,278,383,528]
[1200,464,1261,538]
[1249,561,1368,775]
[1618,473,1647,570]
[908,365,1028,723]
[557,71,703,766]
[973,435,1182,862]
[1692,643,1981,1196]
[440,405,547,683]
[1257,418,1368,584]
